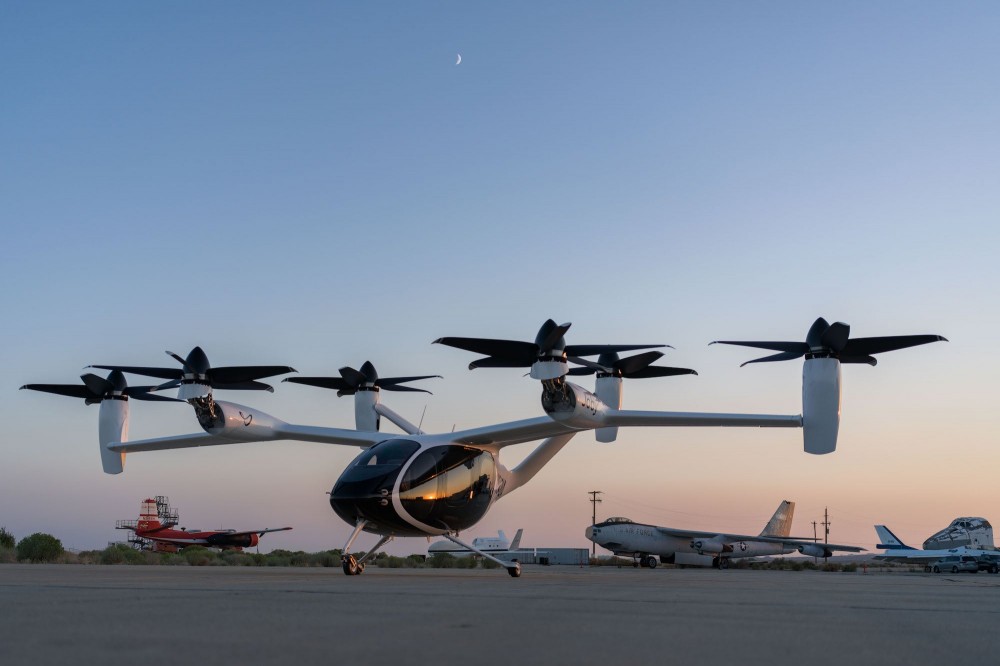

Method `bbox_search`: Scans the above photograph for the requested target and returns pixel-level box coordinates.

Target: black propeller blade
[435,319,665,370]
[711,317,948,366]
[20,370,182,405]
[567,350,698,379]
[284,360,441,397]
[90,346,296,392]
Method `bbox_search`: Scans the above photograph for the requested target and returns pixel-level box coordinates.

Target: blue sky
[1,2,997,554]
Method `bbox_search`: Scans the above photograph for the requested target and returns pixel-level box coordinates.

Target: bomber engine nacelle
[798,543,833,558]
[691,538,727,554]
[207,532,259,549]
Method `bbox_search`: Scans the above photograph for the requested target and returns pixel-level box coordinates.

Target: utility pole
[821,507,831,564]
[811,521,818,563]
[588,491,603,559]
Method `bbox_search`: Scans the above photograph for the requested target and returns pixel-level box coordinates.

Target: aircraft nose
[584,526,594,541]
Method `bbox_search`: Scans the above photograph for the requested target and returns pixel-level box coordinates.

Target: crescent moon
[456,53,462,65]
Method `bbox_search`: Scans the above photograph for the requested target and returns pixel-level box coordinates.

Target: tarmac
[1,563,998,666]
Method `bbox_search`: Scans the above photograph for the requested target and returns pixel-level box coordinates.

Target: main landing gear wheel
[342,555,363,576]
[932,565,941,573]
[951,566,959,573]
[507,562,522,578]
[644,555,658,569]
[720,558,730,570]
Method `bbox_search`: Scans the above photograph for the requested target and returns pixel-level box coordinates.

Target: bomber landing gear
[644,555,658,569]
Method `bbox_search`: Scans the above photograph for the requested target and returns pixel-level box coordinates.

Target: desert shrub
[266,555,291,567]
[220,551,255,566]
[311,551,340,568]
[99,545,148,565]
[160,553,188,566]
[16,533,64,563]
[182,547,216,566]
[842,563,858,572]
[428,552,457,568]
[481,557,502,569]
[0,527,15,549]
[0,546,16,563]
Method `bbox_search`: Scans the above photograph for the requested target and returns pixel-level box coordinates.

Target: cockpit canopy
[330,439,497,537]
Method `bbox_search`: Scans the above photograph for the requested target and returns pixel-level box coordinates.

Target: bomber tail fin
[875,525,912,550]
[760,500,795,537]
[509,528,523,551]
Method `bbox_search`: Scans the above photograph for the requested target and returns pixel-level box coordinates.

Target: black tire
[951,566,958,573]
[932,566,940,573]
[720,558,730,570]
[507,562,522,578]
[342,556,359,576]
[645,556,658,569]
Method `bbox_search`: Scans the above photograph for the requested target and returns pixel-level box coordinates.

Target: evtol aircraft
[427,529,524,558]
[21,317,946,578]
[585,500,864,568]
[117,498,291,552]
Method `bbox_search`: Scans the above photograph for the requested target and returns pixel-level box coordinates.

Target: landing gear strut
[338,519,395,576]
[442,533,522,578]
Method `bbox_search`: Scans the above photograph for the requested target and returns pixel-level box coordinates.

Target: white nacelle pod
[177,382,211,401]
[802,358,841,455]
[200,400,290,441]
[530,359,567,381]
[542,382,609,429]
[594,375,622,443]
[98,398,128,474]
[354,390,380,432]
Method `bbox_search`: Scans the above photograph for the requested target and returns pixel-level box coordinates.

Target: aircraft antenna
[418,405,427,432]
[588,491,603,561]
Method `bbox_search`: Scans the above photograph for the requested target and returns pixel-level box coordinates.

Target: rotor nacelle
[540,381,609,429]
[801,358,841,455]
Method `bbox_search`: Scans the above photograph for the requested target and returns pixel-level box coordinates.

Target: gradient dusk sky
[2,2,997,555]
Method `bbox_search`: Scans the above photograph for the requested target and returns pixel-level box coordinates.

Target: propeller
[20,370,182,405]
[89,346,296,392]
[711,317,948,366]
[434,319,665,370]
[566,350,698,379]
[283,361,441,397]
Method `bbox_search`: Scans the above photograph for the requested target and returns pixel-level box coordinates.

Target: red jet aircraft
[118,498,291,552]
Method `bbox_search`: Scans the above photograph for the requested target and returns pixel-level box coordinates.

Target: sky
[1,2,998,556]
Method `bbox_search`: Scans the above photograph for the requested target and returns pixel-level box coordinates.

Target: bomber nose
[584,526,594,540]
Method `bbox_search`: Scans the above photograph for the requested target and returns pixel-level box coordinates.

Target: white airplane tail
[509,529,523,550]
[875,525,912,550]
[759,500,795,537]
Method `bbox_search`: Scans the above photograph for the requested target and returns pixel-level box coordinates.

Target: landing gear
[644,555,658,569]
[342,554,363,576]
[720,558,730,570]
[442,533,522,578]
[338,519,394,577]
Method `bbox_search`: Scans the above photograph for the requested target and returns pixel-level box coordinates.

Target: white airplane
[428,529,524,558]
[585,500,864,568]
[873,525,1000,572]
[21,317,945,578]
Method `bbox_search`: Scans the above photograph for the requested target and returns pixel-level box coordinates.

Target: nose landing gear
[338,519,393,576]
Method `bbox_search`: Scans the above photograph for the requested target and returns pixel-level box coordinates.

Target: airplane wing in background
[654,527,864,553]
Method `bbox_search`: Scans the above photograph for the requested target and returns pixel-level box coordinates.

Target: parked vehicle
[926,555,979,573]
[976,554,1000,574]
